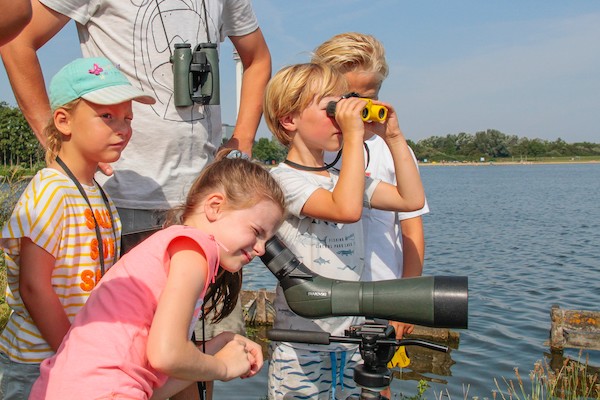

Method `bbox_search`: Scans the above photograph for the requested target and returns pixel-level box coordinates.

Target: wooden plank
[549,305,600,351]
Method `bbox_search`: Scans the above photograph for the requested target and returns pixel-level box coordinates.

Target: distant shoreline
[419,160,600,167]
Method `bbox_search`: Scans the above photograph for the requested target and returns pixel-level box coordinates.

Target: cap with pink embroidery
[49,57,156,110]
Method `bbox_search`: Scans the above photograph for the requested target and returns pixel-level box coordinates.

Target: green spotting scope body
[261,236,468,329]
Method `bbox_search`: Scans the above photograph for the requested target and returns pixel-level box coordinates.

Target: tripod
[268,320,448,400]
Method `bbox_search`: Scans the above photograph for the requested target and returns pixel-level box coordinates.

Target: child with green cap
[0,56,155,399]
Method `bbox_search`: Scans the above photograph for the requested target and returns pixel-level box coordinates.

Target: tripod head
[268,321,448,399]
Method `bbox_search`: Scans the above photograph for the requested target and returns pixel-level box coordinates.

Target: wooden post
[241,289,276,325]
[549,304,600,352]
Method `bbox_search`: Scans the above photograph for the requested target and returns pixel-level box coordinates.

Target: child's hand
[213,334,263,380]
[334,97,368,144]
[368,101,405,143]
[237,335,263,378]
[389,320,414,339]
[97,161,114,176]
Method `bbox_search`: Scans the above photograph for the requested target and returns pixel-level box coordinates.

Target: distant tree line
[0,102,44,169]
[406,129,600,163]
[2,102,599,169]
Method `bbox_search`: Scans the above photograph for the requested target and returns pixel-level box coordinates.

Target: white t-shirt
[325,135,430,280]
[41,0,259,209]
[270,164,379,351]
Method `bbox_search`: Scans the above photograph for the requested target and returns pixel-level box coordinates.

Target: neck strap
[314,142,371,173]
[284,150,343,172]
[55,156,116,275]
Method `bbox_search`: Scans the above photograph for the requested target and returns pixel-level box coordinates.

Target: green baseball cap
[49,57,156,110]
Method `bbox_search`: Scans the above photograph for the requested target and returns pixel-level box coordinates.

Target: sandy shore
[419,160,600,166]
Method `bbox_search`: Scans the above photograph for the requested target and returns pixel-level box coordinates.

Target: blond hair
[312,32,389,80]
[43,99,81,165]
[263,63,347,147]
[165,148,285,322]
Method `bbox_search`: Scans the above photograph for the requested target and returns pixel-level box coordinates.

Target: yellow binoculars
[326,93,388,123]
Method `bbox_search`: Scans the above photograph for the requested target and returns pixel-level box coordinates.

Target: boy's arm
[400,216,425,277]
[369,104,425,212]
[301,98,368,223]
[224,28,271,156]
[19,238,71,351]
[0,1,71,145]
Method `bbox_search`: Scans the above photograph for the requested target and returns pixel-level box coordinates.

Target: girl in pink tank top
[30,150,286,400]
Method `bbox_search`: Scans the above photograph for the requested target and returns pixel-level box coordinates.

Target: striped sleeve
[2,171,71,257]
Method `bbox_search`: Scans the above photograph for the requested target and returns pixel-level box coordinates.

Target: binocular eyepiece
[326,93,388,123]
[171,43,220,107]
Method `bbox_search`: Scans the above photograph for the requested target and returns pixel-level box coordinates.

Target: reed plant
[492,354,599,400]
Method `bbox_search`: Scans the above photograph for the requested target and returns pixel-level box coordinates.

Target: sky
[1,0,599,143]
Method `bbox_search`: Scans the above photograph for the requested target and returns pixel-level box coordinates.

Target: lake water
[216,163,600,399]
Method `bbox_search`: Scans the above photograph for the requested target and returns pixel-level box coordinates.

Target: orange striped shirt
[0,168,121,363]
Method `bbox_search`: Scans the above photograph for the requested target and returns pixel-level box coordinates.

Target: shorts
[117,208,166,255]
[0,352,40,400]
[268,342,361,400]
[193,295,245,342]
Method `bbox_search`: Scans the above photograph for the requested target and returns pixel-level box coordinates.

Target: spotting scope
[260,236,468,329]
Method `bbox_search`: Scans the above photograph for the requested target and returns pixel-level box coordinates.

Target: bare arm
[0,0,32,46]
[368,103,425,212]
[19,238,71,351]
[147,237,261,385]
[299,97,367,223]
[0,0,71,145]
[400,216,425,277]
[222,28,271,156]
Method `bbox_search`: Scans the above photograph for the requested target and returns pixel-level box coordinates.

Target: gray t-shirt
[42,0,259,209]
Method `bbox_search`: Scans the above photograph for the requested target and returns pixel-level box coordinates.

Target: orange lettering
[84,209,95,230]
[80,269,95,292]
[94,209,112,229]
[90,237,117,262]
[90,238,99,260]
[102,237,113,260]
[80,268,103,291]
[104,210,112,228]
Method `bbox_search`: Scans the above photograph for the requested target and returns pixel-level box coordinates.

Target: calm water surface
[216,163,600,399]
